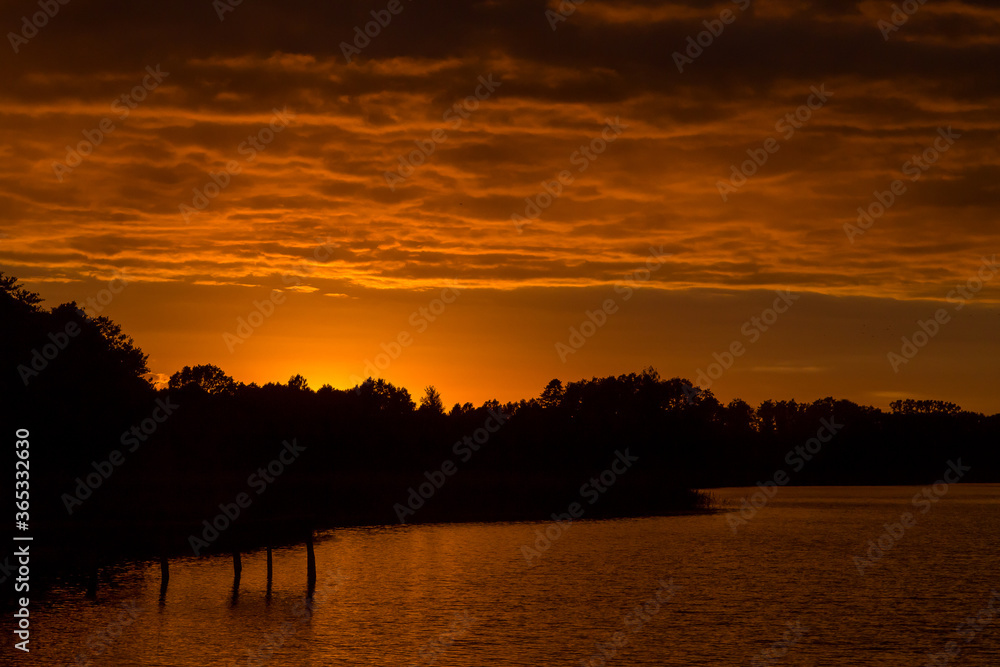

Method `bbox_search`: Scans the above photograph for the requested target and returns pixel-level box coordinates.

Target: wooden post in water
[265,545,274,601]
[305,530,317,590]
[159,554,169,599]
[232,550,242,587]
[86,564,98,598]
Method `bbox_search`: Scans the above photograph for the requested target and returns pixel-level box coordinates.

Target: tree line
[2,271,997,581]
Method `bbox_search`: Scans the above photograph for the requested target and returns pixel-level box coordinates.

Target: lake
[9,484,1000,665]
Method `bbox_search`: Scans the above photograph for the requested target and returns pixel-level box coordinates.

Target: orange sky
[2,0,998,412]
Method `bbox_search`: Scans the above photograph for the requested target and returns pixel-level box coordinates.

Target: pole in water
[306,530,317,590]
[233,550,242,587]
[265,545,274,602]
[159,554,170,600]
[86,564,98,598]
[266,546,273,583]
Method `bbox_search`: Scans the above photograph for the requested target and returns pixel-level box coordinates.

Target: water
[9,485,1000,665]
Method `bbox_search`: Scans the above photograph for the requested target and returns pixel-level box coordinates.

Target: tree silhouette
[169,364,240,395]
[88,314,150,382]
[0,271,43,311]
[4,269,999,580]
[449,401,475,417]
[288,373,311,392]
[890,399,962,415]
[539,379,564,408]
[724,398,758,433]
[418,385,444,414]
[355,377,415,416]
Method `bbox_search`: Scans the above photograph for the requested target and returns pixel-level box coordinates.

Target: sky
[1,0,998,413]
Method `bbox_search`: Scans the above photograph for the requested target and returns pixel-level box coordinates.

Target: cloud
[1,0,996,408]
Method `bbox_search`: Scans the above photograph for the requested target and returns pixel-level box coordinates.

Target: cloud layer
[2,0,997,409]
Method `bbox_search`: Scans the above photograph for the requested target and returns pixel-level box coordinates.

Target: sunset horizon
[16,273,1000,415]
[4,0,998,416]
[4,0,999,664]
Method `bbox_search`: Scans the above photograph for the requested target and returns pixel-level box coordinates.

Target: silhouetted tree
[539,379,564,408]
[168,364,239,395]
[890,399,962,415]
[5,269,1000,578]
[449,402,475,417]
[0,271,43,311]
[418,385,444,414]
[288,373,311,392]
[725,398,758,432]
[355,377,415,416]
